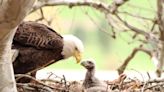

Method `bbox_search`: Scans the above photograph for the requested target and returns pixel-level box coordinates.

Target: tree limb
[155,0,164,77]
[31,0,110,14]
[114,14,149,37]
[0,0,35,91]
[110,0,129,14]
[117,46,152,75]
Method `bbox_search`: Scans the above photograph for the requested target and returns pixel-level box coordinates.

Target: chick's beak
[74,50,82,63]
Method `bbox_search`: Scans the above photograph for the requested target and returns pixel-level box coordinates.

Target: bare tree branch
[83,10,116,38]
[114,14,149,37]
[0,0,35,91]
[110,0,129,14]
[32,0,110,14]
[35,8,45,22]
[155,0,164,77]
[117,45,152,75]
[118,11,155,21]
[157,0,164,34]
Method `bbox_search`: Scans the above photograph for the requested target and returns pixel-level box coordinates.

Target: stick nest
[16,73,164,92]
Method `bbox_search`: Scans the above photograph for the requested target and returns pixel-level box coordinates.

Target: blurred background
[25,0,156,72]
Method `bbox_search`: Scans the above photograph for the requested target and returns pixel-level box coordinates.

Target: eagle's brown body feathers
[13,21,64,74]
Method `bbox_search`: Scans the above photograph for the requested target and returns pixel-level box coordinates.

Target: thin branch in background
[69,8,77,32]
[130,68,145,82]
[35,8,45,22]
[78,4,119,38]
[35,7,54,25]
[126,3,156,13]
[118,11,154,21]
[150,22,157,33]
[105,12,128,32]
[115,13,150,38]
[83,9,116,39]
[117,45,152,75]
[31,0,110,14]
[110,0,129,14]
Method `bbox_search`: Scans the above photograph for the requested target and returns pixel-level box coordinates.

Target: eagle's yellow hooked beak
[74,50,82,63]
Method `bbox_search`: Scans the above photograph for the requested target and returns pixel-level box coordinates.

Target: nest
[16,73,164,92]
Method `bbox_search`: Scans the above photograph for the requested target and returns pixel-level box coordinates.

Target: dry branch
[117,46,152,75]
[110,0,129,13]
[15,74,68,91]
[115,14,150,37]
[0,0,35,91]
[32,0,110,14]
[118,11,155,21]
[17,83,54,92]
[155,0,164,77]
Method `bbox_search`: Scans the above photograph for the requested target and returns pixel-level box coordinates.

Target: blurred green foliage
[25,0,156,71]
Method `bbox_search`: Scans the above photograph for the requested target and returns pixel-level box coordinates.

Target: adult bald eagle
[12,21,84,77]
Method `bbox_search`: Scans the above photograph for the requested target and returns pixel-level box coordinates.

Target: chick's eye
[75,47,78,50]
[88,61,92,64]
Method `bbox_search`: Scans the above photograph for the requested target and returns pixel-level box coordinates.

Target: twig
[15,74,70,91]
[62,75,68,91]
[144,82,164,91]
[47,72,54,79]
[126,3,156,13]
[146,78,164,84]
[146,72,151,80]
[41,79,61,83]
[114,13,149,37]
[118,11,154,21]
[117,45,152,74]
[83,9,116,38]
[47,72,64,80]
[17,83,54,92]
[31,0,110,14]
[150,23,156,33]
[15,74,55,89]
[130,69,145,82]
[110,0,129,14]
[35,8,45,22]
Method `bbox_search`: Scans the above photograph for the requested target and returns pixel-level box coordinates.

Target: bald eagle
[12,21,84,77]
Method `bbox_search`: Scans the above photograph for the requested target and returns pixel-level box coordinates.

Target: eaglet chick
[81,59,111,92]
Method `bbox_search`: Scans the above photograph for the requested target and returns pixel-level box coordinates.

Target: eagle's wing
[13,21,63,49]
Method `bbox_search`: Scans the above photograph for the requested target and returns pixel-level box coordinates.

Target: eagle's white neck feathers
[62,35,84,59]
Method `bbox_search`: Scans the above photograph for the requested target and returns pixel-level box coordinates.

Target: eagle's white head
[62,35,84,63]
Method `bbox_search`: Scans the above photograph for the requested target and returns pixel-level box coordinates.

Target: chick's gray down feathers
[81,60,111,92]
